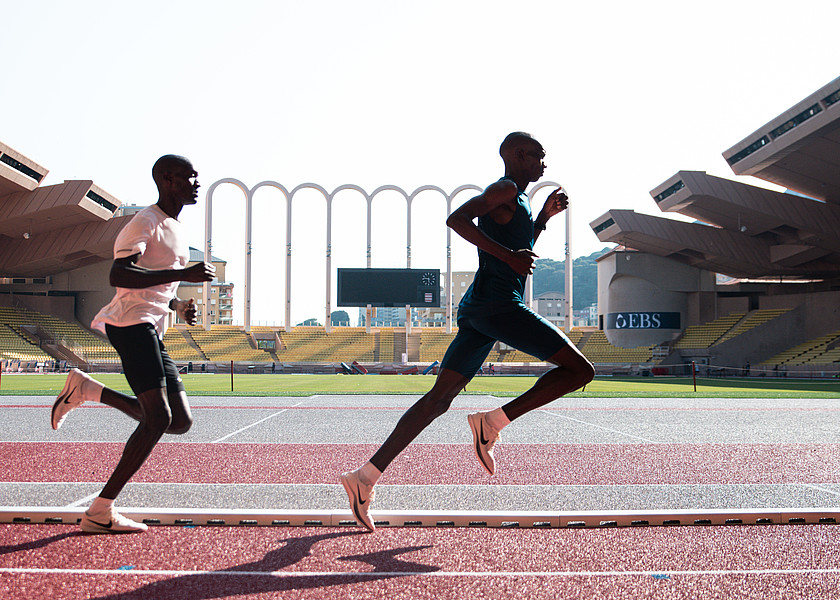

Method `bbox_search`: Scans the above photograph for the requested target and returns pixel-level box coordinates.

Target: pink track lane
[1,524,839,599]
[10,403,840,411]
[3,442,840,485]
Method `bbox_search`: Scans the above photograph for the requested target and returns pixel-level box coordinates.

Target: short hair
[499,132,540,159]
[152,154,191,181]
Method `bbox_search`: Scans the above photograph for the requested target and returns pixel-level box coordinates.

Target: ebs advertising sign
[605,312,680,330]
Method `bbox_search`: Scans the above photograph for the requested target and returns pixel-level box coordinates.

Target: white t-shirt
[92,204,189,339]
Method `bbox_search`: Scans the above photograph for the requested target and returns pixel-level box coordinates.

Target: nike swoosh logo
[479,421,490,446]
[61,384,79,404]
[356,484,368,505]
[88,518,113,529]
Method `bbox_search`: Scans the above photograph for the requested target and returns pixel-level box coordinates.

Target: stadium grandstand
[3,76,840,378]
[590,75,840,377]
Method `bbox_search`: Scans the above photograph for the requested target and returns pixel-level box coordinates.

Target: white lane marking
[1,567,840,578]
[3,481,809,487]
[538,410,662,444]
[65,491,100,508]
[211,399,310,443]
[803,483,840,497]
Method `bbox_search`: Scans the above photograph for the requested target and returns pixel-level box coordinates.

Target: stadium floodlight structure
[204,179,570,334]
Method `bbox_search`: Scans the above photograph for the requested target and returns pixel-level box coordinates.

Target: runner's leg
[369,368,469,472]
[98,387,174,500]
[501,342,594,421]
[99,388,142,420]
[100,329,192,433]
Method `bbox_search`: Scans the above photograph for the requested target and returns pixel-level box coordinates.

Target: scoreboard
[337,268,440,307]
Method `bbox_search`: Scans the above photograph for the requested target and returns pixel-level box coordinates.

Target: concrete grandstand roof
[589,209,840,279]
[0,180,121,238]
[0,141,48,196]
[652,170,840,262]
[0,214,132,277]
[723,76,840,204]
[0,139,125,278]
[590,76,840,280]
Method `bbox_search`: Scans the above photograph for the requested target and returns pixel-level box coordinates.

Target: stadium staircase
[759,330,840,367]
[0,305,117,365]
[713,309,791,346]
[672,312,746,349]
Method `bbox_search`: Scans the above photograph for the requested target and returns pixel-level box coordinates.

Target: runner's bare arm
[110,254,215,289]
[533,187,569,244]
[446,179,537,275]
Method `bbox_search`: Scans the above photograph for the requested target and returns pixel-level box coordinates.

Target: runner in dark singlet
[340,132,595,531]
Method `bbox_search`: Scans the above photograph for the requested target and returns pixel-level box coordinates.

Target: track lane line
[211,399,310,443]
[538,410,662,443]
[3,567,840,577]
[803,483,840,497]
[65,491,100,508]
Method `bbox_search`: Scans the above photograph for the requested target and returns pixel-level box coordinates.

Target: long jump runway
[2,394,840,598]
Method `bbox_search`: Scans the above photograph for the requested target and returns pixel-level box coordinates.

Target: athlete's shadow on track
[0,531,84,555]
[88,530,440,600]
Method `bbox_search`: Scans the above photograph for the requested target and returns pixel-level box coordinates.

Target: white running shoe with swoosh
[80,507,148,534]
[340,470,376,532]
[468,412,501,475]
[51,368,97,430]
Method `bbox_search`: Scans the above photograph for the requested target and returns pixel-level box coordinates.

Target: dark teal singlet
[457,177,534,318]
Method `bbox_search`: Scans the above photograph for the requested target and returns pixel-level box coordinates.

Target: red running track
[2,524,840,599]
[3,442,840,485]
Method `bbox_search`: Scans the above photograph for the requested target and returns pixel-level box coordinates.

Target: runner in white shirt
[51,155,215,534]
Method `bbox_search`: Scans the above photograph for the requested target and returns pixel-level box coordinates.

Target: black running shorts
[441,302,570,379]
[105,323,185,396]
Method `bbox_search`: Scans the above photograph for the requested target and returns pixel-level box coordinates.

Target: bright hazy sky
[3,1,839,325]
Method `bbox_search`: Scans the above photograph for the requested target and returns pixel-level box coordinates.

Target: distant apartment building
[416,271,476,325]
[176,248,233,326]
[535,291,565,328]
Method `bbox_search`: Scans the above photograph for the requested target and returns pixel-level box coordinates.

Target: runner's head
[500,132,546,182]
[153,155,199,205]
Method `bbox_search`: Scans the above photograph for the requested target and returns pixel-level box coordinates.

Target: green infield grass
[1,372,839,398]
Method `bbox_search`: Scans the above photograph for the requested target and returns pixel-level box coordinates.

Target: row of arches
[202,179,568,333]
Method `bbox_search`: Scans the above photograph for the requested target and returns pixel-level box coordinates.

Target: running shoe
[80,507,148,534]
[340,470,376,532]
[468,412,500,475]
[51,368,94,430]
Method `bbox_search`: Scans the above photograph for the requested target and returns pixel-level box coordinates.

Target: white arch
[326,185,370,332]
[249,181,292,332]
[203,178,250,331]
[368,185,414,333]
[405,185,450,332]
[444,185,484,331]
[527,181,570,331]
[284,183,332,332]
[204,179,570,336]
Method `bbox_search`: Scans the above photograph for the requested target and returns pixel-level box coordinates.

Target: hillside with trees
[533,248,611,308]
